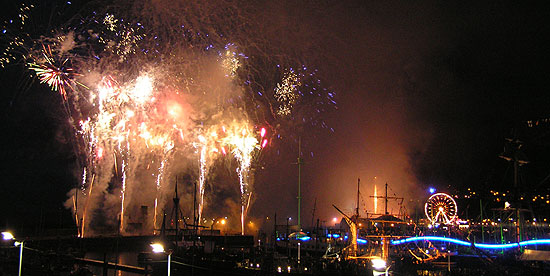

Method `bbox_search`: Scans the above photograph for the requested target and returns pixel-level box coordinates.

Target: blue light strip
[391,236,550,250]
[392,236,470,246]
[475,243,518,249]
[519,239,550,246]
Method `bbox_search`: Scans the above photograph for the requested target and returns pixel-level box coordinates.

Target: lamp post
[2,232,23,276]
[211,217,227,235]
[151,243,172,276]
[297,242,301,264]
[371,257,390,276]
[15,241,23,276]
[2,231,14,240]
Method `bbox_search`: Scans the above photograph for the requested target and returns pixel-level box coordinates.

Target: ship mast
[173,177,179,241]
[297,137,303,230]
[499,138,529,244]
[370,182,402,216]
[385,182,388,215]
[355,178,360,218]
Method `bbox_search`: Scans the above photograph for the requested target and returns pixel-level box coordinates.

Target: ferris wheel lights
[425,193,458,225]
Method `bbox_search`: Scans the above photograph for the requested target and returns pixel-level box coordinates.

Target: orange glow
[166,101,183,118]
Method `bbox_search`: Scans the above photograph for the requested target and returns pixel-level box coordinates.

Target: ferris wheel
[424,193,457,225]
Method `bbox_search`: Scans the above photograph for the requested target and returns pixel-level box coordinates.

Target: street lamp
[211,217,227,234]
[371,257,390,276]
[2,231,14,240]
[151,243,172,276]
[2,232,23,276]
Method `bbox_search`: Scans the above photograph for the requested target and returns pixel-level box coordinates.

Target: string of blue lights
[391,236,550,250]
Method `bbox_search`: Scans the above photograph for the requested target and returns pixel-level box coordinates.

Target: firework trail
[82,173,95,237]
[223,124,260,235]
[1,0,338,235]
[192,132,211,227]
[153,156,169,233]
[198,137,207,224]
[120,158,127,232]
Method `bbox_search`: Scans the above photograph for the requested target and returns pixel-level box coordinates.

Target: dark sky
[251,1,550,224]
[2,1,550,232]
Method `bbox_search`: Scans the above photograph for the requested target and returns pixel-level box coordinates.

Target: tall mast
[385,183,388,215]
[355,178,360,218]
[173,177,179,238]
[499,138,529,244]
[193,180,197,236]
[311,197,317,228]
[370,182,401,216]
[297,137,302,230]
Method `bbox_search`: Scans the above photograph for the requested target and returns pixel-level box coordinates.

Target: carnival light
[425,193,458,225]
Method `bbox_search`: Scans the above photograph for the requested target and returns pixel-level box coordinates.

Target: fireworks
[153,157,168,233]
[0,3,33,67]
[221,44,241,77]
[28,44,80,100]
[98,13,144,61]
[196,134,208,224]
[275,70,301,116]
[1,0,337,236]
[191,123,266,235]
[223,123,262,235]
[103,14,118,32]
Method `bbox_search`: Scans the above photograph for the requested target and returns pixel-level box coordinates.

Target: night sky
[1,1,550,233]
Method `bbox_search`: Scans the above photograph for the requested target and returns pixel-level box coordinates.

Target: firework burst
[28,44,82,100]
[275,69,301,117]
[1,0,338,236]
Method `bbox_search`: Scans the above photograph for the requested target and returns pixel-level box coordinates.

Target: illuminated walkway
[391,236,550,250]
